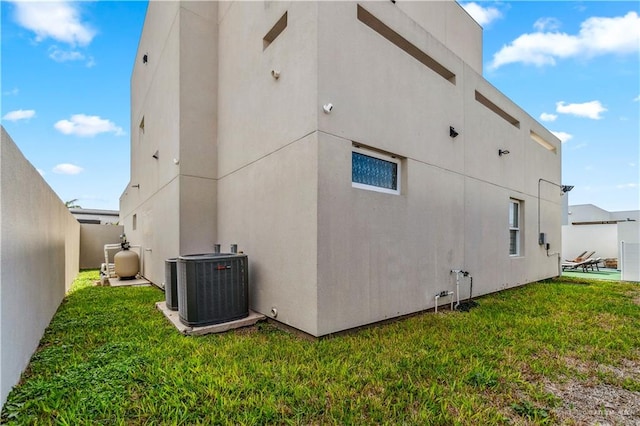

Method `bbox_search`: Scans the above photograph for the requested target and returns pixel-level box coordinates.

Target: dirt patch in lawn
[545,357,640,425]
[546,380,639,425]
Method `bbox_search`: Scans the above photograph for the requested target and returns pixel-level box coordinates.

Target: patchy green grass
[2,271,638,425]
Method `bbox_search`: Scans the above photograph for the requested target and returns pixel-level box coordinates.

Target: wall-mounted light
[173,158,180,165]
[561,185,574,194]
[131,184,140,188]
[323,103,333,114]
[449,126,459,138]
[152,150,159,159]
[271,69,280,79]
[142,53,148,64]
[498,149,510,156]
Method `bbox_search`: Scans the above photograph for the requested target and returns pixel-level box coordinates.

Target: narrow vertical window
[509,200,521,256]
[133,213,137,231]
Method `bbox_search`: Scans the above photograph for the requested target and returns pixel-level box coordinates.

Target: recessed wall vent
[530,130,557,153]
[475,91,520,128]
[263,11,288,50]
[357,4,455,84]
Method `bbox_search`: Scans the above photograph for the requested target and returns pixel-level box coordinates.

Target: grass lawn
[2,271,639,425]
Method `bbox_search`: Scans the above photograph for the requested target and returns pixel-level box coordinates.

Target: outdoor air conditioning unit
[177,253,249,327]
[164,258,178,311]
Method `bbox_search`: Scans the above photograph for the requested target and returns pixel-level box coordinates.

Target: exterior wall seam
[218,129,317,181]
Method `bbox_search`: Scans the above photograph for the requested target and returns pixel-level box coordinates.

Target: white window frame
[509,199,521,256]
[351,146,401,195]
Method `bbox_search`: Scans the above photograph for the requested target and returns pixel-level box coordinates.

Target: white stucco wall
[312,2,561,334]
[120,1,218,285]
[1,127,80,409]
[124,1,562,337]
[79,224,125,269]
[562,224,619,261]
[216,1,320,335]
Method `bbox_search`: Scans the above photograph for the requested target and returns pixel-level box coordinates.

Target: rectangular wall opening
[352,144,401,195]
[530,130,557,153]
[475,91,520,128]
[263,12,288,50]
[357,4,455,84]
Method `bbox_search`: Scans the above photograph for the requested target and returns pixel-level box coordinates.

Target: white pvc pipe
[451,270,462,309]
[434,291,454,313]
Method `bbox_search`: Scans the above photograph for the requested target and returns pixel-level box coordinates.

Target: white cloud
[556,100,607,120]
[3,87,19,96]
[616,183,639,189]
[634,95,640,102]
[48,46,85,63]
[48,47,95,67]
[540,112,557,122]
[54,114,125,137]
[490,11,640,69]
[2,109,36,122]
[10,0,95,47]
[53,163,83,175]
[461,2,502,27]
[551,131,573,143]
[534,17,561,32]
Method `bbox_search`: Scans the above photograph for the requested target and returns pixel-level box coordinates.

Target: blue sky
[1,1,639,212]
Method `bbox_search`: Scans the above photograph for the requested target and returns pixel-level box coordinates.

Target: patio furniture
[583,257,602,272]
[562,257,595,272]
[565,251,588,263]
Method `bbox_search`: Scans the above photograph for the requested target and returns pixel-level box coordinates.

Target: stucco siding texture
[122,1,562,337]
[79,224,125,269]
[1,127,80,408]
[317,132,465,335]
[217,132,319,336]
[217,1,318,178]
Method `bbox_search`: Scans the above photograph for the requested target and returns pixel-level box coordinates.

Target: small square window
[352,146,400,195]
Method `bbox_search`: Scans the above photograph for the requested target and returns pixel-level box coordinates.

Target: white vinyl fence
[620,241,640,282]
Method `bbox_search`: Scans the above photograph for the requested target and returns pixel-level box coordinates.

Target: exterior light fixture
[131,184,140,188]
[561,185,574,194]
[271,69,280,79]
[152,150,159,159]
[449,126,459,138]
[143,54,148,64]
[323,103,333,114]
[498,149,510,156]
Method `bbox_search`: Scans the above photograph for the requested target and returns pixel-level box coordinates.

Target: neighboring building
[120,1,564,337]
[69,208,120,225]
[563,204,639,281]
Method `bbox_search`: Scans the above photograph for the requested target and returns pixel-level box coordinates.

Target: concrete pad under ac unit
[155,302,266,336]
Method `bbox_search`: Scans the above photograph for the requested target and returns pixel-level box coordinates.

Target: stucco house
[120,1,565,337]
